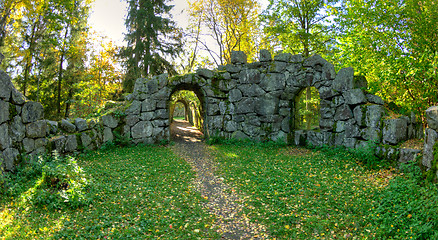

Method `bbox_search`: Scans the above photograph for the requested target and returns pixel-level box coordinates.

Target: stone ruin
[0,51,437,180]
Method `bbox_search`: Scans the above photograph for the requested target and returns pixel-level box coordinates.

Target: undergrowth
[1,152,92,210]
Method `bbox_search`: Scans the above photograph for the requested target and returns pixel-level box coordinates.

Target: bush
[2,152,92,210]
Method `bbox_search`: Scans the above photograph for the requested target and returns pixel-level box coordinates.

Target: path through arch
[170,120,269,239]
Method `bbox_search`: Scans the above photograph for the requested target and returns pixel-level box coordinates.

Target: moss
[9,103,17,119]
[76,133,84,152]
[169,74,184,83]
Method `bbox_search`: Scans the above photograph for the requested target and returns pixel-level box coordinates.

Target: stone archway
[168,83,206,134]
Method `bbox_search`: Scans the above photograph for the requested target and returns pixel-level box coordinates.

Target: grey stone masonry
[123,50,422,152]
[0,50,430,172]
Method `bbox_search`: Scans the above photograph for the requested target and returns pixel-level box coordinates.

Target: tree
[261,0,338,58]
[3,0,92,118]
[122,0,182,93]
[334,0,438,120]
[187,0,261,66]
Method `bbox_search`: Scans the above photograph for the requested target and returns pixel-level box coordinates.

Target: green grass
[1,143,438,239]
[209,143,438,239]
[0,146,218,239]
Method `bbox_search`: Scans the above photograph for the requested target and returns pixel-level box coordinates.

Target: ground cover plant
[1,142,438,239]
[210,143,438,239]
[0,146,218,239]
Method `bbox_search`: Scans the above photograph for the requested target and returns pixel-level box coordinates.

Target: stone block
[259,49,271,62]
[196,68,213,79]
[334,104,353,121]
[140,112,154,121]
[231,51,247,64]
[399,148,421,163]
[366,105,385,129]
[125,115,140,126]
[260,73,285,92]
[131,121,153,139]
[10,116,25,142]
[101,114,118,128]
[255,95,278,116]
[235,98,255,114]
[426,106,438,131]
[65,135,78,153]
[60,119,76,133]
[74,118,88,132]
[0,123,11,150]
[360,127,381,142]
[21,101,44,123]
[366,94,384,105]
[303,54,326,67]
[0,100,9,124]
[52,136,66,153]
[422,128,438,169]
[125,100,141,115]
[103,127,114,143]
[239,69,261,84]
[23,138,35,153]
[274,52,292,62]
[239,84,265,97]
[0,71,12,101]
[26,120,47,138]
[383,118,408,145]
[343,88,367,105]
[2,148,19,171]
[333,67,354,92]
[11,88,26,105]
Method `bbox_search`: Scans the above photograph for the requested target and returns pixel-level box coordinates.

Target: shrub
[2,152,92,210]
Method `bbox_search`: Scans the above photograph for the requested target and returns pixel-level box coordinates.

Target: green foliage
[368,161,438,239]
[332,0,438,118]
[294,87,320,130]
[261,0,338,57]
[0,145,218,239]
[122,0,182,93]
[1,152,92,210]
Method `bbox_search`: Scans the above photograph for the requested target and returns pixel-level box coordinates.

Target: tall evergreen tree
[123,0,182,93]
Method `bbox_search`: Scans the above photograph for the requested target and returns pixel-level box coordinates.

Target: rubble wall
[0,51,428,172]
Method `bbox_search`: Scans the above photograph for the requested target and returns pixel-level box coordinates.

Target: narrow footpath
[170,119,269,239]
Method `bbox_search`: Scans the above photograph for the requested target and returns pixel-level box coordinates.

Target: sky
[88,0,191,46]
[88,0,268,46]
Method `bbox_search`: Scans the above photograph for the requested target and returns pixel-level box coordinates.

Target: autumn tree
[187,0,261,66]
[122,0,182,93]
[334,0,438,119]
[2,0,92,118]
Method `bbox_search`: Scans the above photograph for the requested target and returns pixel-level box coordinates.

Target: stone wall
[0,50,430,173]
[422,106,438,180]
[0,53,125,171]
[125,51,423,152]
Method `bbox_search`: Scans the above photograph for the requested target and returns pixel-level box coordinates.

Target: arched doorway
[293,86,321,131]
[168,84,206,142]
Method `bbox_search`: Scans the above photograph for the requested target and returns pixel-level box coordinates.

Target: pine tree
[123,0,182,93]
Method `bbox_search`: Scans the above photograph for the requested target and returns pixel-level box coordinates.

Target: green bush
[2,152,92,210]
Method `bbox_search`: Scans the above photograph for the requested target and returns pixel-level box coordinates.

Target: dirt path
[170,119,269,239]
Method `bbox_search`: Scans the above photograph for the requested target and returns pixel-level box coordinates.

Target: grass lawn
[0,146,219,239]
[209,143,438,239]
[1,143,438,239]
